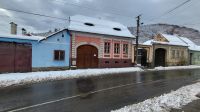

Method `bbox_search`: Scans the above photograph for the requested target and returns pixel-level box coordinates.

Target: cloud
[0,0,199,34]
[0,8,12,17]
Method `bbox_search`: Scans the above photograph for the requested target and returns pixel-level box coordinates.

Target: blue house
[0,29,70,73]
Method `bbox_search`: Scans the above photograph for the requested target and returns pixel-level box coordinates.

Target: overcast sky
[0,0,200,34]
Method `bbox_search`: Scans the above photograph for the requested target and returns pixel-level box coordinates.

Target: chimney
[21,28,27,35]
[10,22,17,35]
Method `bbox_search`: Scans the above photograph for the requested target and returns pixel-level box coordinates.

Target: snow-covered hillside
[129,23,200,45]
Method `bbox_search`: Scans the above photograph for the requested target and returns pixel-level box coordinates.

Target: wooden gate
[155,48,166,67]
[0,42,32,73]
[77,45,98,68]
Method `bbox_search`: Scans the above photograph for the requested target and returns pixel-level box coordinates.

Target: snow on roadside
[112,82,200,112]
[0,67,143,88]
[149,65,200,71]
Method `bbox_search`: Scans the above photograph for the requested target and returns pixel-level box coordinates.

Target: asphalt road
[1,69,200,112]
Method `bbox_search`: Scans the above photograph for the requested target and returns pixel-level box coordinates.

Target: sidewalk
[147,65,200,71]
[0,67,143,88]
[112,82,200,112]
[171,99,200,112]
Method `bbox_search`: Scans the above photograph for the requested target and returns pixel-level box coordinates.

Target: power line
[1,8,69,21]
[0,7,130,30]
[51,0,135,19]
[164,0,191,15]
[156,0,200,25]
[145,0,192,24]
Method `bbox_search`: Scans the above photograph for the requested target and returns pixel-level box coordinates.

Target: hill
[128,23,200,45]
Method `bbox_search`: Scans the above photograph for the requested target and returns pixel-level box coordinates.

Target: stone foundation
[99,58,133,68]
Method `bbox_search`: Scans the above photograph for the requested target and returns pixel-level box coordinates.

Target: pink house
[69,15,135,68]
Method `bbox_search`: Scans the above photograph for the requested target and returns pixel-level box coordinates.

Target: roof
[0,33,45,41]
[143,39,153,46]
[160,34,188,46]
[68,15,134,38]
[180,37,200,51]
[143,34,188,47]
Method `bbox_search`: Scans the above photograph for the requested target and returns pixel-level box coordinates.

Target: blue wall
[0,30,71,68]
[32,31,70,68]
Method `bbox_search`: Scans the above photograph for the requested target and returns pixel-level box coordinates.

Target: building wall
[32,31,70,68]
[71,31,134,68]
[190,51,200,65]
[153,44,188,66]
[132,45,153,66]
[0,31,71,71]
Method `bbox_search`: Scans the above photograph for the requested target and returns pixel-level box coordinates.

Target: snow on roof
[68,15,135,38]
[143,39,153,45]
[143,34,188,46]
[160,34,188,46]
[180,37,200,51]
[0,33,45,41]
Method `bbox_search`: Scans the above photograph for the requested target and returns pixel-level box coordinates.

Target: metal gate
[0,42,32,73]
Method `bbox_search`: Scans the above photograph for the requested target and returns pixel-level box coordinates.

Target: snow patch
[0,33,45,41]
[151,65,200,71]
[0,67,143,88]
[69,15,134,38]
[112,82,200,112]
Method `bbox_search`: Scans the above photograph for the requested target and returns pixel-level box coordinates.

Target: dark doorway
[155,48,166,67]
[0,42,32,73]
[77,45,98,68]
[137,49,147,66]
[190,53,193,65]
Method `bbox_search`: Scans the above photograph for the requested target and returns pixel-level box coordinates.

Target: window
[124,61,127,63]
[113,27,121,31]
[105,61,109,64]
[104,42,110,54]
[123,44,128,54]
[114,43,120,54]
[84,23,94,26]
[171,50,175,59]
[176,50,180,58]
[54,50,65,61]
[181,51,184,57]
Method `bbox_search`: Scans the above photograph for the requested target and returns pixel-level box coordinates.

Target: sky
[0,0,200,34]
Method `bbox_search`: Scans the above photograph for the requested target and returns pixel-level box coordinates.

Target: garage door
[0,42,32,73]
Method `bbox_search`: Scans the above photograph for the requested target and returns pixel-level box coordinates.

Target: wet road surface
[1,69,200,112]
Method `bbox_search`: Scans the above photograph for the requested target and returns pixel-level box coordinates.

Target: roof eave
[69,29,135,39]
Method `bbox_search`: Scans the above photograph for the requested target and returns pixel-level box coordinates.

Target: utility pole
[134,15,141,65]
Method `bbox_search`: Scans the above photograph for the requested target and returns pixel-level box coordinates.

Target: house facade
[69,15,135,68]
[0,30,70,73]
[32,30,70,71]
[180,37,200,65]
[132,44,153,67]
[0,15,135,73]
[133,33,189,67]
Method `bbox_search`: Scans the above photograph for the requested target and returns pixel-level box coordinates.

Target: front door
[77,45,98,68]
[155,48,166,67]
[190,53,193,65]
